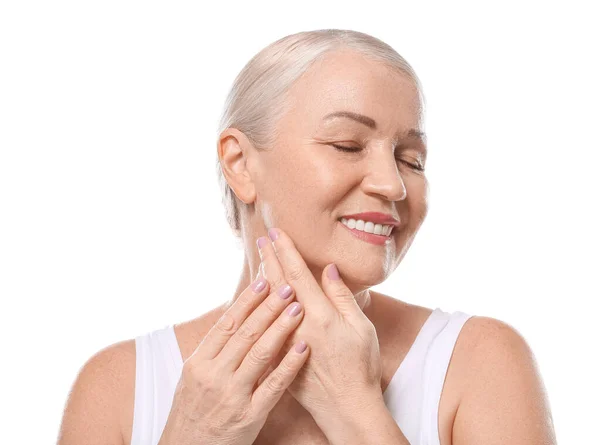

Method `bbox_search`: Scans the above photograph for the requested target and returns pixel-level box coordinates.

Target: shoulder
[457,315,535,368]
[453,315,539,396]
[57,338,136,445]
[451,315,557,444]
[78,338,136,396]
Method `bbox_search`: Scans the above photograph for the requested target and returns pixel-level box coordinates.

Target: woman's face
[250,50,428,292]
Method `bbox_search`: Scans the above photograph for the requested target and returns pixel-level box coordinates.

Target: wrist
[312,391,386,442]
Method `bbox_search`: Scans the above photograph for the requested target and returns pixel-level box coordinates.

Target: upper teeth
[340,218,394,236]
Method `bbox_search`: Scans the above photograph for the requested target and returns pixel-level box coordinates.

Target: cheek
[260,155,332,224]
[406,177,429,225]
[276,153,345,199]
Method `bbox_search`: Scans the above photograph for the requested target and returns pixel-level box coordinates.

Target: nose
[361,147,407,201]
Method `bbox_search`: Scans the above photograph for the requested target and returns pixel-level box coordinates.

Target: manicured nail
[278,284,293,299]
[257,236,268,249]
[327,263,340,280]
[268,228,279,241]
[251,277,267,293]
[295,340,307,353]
[287,302,301,316]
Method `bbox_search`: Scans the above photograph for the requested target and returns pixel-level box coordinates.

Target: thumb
[321,263,360,317]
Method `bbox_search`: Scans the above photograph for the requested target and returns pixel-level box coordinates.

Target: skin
[218,48,429,319]
[56,47,557,445]
[192,47,557,445]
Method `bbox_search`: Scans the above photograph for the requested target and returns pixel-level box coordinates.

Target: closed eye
[331,144,425,171]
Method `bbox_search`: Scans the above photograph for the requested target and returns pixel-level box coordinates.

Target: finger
[223,262,263,310]
[267,227,333,314]
[234,300,304,387]
[321,262,361,317]
[251,337,310,414]
[194,273,270,361]
[257,234,293,301]
[256,362,275,388]
[217,281,297,372]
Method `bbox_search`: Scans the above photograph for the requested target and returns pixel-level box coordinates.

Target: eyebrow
[322,110,427,145]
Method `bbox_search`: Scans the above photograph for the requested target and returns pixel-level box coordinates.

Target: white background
[1,1,598,443]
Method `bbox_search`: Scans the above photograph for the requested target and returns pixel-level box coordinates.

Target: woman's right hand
[158,267,308,445]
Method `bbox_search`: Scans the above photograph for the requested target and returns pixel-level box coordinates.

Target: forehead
[284,50,422,132]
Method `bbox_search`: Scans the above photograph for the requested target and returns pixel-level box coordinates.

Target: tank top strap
[419,310,474,445]
[131,325,183,445]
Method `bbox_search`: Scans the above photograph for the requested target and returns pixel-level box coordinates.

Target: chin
[339,265,389,289]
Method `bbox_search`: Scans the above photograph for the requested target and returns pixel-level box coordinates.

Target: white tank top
[131,307,474,445]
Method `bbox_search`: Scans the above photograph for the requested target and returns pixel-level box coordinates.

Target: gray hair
[215,28,425,240]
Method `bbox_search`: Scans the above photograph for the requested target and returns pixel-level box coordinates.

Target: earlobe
[217,129,257,204]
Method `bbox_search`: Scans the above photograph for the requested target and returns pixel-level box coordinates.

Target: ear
[217,128,257,205]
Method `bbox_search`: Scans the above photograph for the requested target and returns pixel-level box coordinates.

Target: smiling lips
[340,217,394,236]
[338,218,395,246]
[340,212,400,226]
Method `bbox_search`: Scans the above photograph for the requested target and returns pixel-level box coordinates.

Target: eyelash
[331,144,425,171]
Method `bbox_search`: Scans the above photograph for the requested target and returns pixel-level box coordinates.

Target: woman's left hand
[256,227,384,425]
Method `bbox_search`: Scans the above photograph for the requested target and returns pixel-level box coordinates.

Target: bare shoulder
[57,337,136,445]
[451,315,557,445]
[57,309,223,445]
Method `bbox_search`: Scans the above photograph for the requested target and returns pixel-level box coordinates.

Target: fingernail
[268,228,279,241]
[295,340,307,353]
[327,263,340,280]
[288,302,301,316]
[257,236,269,249]
[278,284,293,299]
[251,277,267,293]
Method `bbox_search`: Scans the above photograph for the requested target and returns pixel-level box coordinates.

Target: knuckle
[270,277,288,294]
[277,355,294,374]
[247,343,274,366]
[182,360,212,386]
[274,317,291,333]
[237,321,261,343]
[214,312,237,335]
[332,286,350,300]
[264,371,286,394]
[263,295,282,316]
[238,292,255,307]
[209,401,253,428]
[181,361,199,383]
[287,265,305,283]
[239,292,260,310]
[317,313,333,329]
[233,406,254,425]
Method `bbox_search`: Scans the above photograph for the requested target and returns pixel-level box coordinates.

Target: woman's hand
[158,266,310,445]
[256,227,384,428]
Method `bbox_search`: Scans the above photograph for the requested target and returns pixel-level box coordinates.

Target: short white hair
[215,28,425,240]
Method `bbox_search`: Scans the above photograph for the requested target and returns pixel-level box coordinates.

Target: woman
[58,29,557,445]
